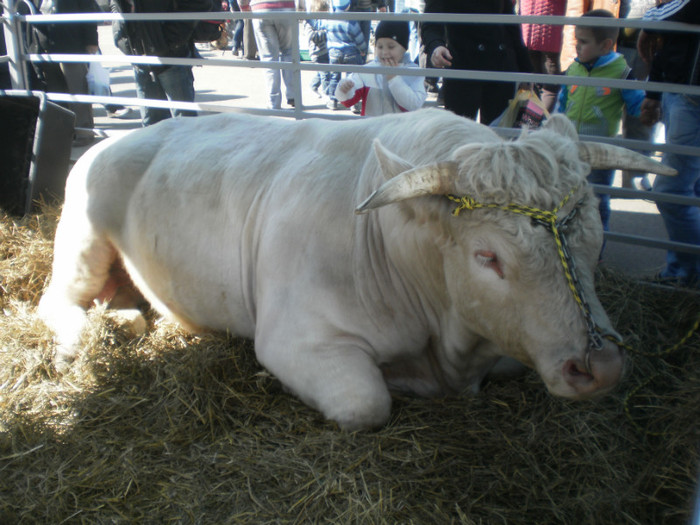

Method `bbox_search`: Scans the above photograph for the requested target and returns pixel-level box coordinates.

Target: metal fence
[2,1,699,259]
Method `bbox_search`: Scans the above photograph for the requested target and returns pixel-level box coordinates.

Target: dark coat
[35,0,100,53]
[421,0,532,74]
[644,0,700,95]
[111,0,212,59]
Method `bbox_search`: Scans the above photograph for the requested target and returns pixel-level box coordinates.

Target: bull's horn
[355,161,459,214]
[578,142,677,176]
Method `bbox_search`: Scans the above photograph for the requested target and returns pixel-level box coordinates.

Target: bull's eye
[474,250,504,279]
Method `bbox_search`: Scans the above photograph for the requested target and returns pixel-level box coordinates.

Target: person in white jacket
[335,20,426,116]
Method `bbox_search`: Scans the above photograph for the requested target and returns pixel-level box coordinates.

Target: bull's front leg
[255,332,391,431]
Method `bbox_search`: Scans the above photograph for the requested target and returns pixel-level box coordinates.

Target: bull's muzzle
[562,338,624,398]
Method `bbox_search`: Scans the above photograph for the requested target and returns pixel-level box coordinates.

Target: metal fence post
[291,12,302,119]
[3,0,30,90]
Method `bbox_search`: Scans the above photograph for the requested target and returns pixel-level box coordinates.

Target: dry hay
[1,204,698,525]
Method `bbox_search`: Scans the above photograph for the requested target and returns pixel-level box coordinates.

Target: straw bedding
[1,205,698,524]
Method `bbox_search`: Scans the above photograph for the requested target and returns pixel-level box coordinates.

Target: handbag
[491,89,550,130]
[87,61,112,97]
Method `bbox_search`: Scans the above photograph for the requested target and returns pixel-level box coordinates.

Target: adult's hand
[431,46,452,68]
[639,98,661,126]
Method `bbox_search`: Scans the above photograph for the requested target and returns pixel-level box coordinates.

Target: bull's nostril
[564,360,594,381]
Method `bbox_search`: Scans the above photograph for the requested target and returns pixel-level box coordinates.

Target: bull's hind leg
[38,212,119,369]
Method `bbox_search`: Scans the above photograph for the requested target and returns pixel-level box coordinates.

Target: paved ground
[72,25,670,280]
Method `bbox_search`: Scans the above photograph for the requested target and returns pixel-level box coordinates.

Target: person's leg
[253,18,282,109]
[358,18,371,63]
[327,49,343,108]
[320,52,331,95]
[40,62,69,97]
[244,19,258,59]
[133,66,171,126]
[587,168,615,232]
[621,111,654,189]
[310,69,321,91]
[478,81,515,125]
[155,65,197,118]
[654,93,700,283]
[275,18,297,105]
[61,62,93,130]
[442,79,479,120]
[233,19,244,53]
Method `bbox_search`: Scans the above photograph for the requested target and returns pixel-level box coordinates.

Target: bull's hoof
[325,391,392,431]
[103,309,147,337]
[53,348,78,374]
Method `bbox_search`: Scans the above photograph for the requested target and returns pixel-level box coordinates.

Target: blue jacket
[322,18,367,56]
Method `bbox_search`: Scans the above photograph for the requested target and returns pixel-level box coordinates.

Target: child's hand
[379,56,398,80]
[339,79,355,94]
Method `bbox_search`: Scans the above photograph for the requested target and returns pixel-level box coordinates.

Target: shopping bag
[491,89,550,129]
[87,61,111,97]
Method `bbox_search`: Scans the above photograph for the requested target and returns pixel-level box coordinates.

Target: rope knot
[448,195,480,216]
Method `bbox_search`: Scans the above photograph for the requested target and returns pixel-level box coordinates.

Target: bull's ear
[373,139,414,180]
[542,114,578,140]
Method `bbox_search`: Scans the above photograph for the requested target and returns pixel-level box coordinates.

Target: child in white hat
[335,20,426,116]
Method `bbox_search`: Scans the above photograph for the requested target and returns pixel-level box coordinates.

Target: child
[324,0,368,110]
[335,20,426,116]
[557,9,645,233]
[304,0,330,99]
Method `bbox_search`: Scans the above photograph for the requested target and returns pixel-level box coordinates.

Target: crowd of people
[0,0,698,286]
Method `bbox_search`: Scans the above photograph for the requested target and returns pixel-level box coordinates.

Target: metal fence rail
[2,2,698,259]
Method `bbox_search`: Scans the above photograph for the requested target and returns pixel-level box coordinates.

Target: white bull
[38,109,675,430]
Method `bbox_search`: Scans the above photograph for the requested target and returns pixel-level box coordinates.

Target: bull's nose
[562,341,624,397]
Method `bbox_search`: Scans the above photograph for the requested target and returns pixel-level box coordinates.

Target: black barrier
[0,90,74,215]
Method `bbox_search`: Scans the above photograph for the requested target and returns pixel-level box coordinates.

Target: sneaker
[638,175,652,191]
[622,173,652,191]
[326,99,339,110]
[287,98,295,108]
[351,102,361,115]
[311,86,322,98]
[107,107,130,118]
[72,133,95,148]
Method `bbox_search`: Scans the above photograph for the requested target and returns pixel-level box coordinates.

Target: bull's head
[357,115,676,400]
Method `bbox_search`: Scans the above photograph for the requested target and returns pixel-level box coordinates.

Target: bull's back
[81,110,489,335]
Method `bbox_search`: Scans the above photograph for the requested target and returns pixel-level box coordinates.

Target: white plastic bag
[87,61,111,97]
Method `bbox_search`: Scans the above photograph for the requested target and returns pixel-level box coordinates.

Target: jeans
[588,168,614,232]
[252,17,296,109]
[310,52,330,94]
[653,93,700,283]
[231,19,244,52]
[328,49,364,101]
[134,65,196,127]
